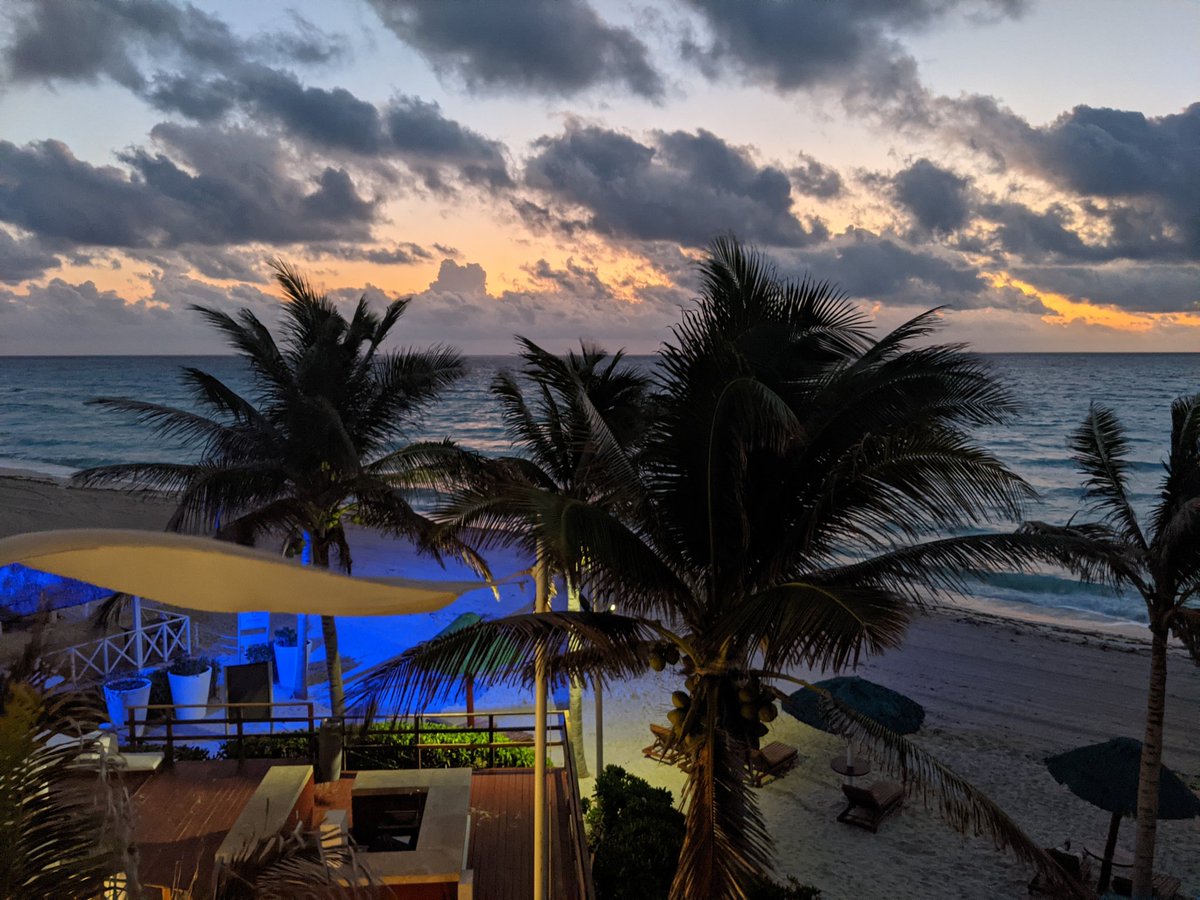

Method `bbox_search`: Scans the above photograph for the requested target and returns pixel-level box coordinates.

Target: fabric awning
[0,529,491,617]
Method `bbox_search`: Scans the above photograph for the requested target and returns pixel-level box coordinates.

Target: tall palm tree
[356,237,1090,899]
[444,336,651,775]
[1023,402,1200,897]
[76,261,475,715]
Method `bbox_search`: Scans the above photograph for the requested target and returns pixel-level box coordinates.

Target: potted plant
[103,675,152,738]
[272,626,310,693]
[246,642,276,682]
[167,657,213,721]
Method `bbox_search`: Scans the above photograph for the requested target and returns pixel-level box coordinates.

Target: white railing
[52,609,191,683]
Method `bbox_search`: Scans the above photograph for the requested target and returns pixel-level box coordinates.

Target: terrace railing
[52,609,191,683]
[119,704,596,900]
[118,703,566,770]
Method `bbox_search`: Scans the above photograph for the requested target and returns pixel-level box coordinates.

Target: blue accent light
[0,563,112,617]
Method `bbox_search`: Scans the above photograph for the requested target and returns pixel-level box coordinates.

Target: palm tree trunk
[1131,625,1169,898]
[670,686,767,900]
[320,614,345,718]
[310,540,346,717]
[566,581,589,778]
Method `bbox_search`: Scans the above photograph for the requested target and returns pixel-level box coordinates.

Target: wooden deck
[467,769,584,900]
[131,764,587,899]
[130,759,275,897]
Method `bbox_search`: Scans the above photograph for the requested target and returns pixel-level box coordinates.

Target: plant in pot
[246,642,277,683]
[273,627,309,695]
[167,656,214,721]
[103,675,152,738]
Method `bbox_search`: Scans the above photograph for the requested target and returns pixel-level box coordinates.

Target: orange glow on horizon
[986,272,1200,333]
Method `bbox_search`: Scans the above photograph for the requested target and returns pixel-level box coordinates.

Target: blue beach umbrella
[782,675,925,735]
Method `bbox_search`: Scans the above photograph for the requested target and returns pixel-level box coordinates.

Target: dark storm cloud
[315,242,436,266]
[1010,264,1200,315]
[1,0,339,87]
[144,65,512,190]
[0,231,60,283]
[950,99,1200,260]
[680,0,1024,100]
[523,124,825,248]
[790,153,843,199]
[892,159,971,234]
[364,0,663,99]
[978,201,1101,262]
[0,131,376,249]
[780,230,1025,310]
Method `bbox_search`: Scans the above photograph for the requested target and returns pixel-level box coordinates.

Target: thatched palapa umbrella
[1045,736,1200,892]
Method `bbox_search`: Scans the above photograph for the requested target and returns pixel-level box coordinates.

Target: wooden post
[595,675,604,775]
[132,596,144,669]
[533,551,549,900]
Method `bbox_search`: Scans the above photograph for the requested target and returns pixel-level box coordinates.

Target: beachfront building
[0,529,588,899]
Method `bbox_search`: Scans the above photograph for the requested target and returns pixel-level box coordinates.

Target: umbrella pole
[1097,809,1122,893]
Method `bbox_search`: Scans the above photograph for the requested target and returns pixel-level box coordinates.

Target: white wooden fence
[52,608,191,683]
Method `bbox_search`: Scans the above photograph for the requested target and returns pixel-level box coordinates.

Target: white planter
[168,667,212,721]
[274,640,311,695]
[104,677,152,738]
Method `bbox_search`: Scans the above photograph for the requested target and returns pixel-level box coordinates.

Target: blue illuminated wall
[0,564,112,618]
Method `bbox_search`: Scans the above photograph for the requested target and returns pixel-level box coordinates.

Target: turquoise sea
[2,353,1198,627]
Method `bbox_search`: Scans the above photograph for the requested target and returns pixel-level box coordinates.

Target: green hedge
[217,721,537,769]
[584,766,685,900]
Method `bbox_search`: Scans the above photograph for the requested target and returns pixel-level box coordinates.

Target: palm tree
[356,237,1090,898]
[442,336,651,775]
[76,261,475,715]
[1022,402,1200,897]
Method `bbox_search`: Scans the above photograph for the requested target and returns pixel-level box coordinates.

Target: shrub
[245,643,273,664]
[216,721,536,769]
[104,677,148,693]
[167,655,217,677]
[171,744,212,761]
[584,765,685,900]
[273,627,297,647]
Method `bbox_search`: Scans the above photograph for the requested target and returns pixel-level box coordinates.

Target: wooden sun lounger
[642,723,688,769]
[836,781,904,832]
[1111,873,1183,898]
[1027,844,1092,896]
[747,741,798,787]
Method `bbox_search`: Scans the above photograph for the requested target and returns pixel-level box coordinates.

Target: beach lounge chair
[1026,843,1092,895]
[642,723,688,768]
[747,741,799,787]
[1110,873,1183,898]
[836,781,904,832]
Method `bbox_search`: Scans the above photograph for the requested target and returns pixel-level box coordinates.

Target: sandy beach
[1,471,1197,898]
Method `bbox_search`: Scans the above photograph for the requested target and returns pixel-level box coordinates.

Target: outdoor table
[830,757,872,779]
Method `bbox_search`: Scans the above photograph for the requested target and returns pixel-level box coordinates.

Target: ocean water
[2,353,1198,626]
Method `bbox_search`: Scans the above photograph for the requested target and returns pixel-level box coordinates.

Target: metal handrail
[120,703,571,771]
[556,710,598,900]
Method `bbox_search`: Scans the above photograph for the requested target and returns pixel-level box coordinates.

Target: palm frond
[0,674,138,899]
[723,581,911,672]
[348,612,659,715]
[214,821,385,899]
[803,686,1091,900]
[1069,404,1147,549]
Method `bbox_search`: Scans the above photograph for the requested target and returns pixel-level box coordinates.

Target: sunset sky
[0,0,1196,354]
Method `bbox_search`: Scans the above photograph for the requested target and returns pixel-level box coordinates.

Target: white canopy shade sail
[0,529,493,616]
